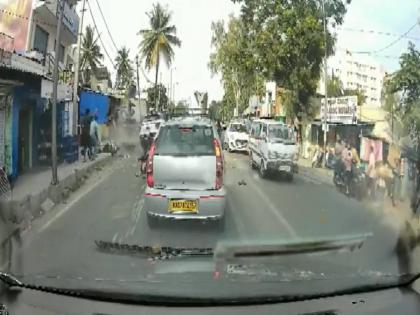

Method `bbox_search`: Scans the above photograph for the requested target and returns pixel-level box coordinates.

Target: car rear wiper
[214,233,372,262]
[95,241,214,261]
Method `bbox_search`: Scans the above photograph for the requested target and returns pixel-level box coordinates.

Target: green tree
[80,25,103,83]
[387,42,420,134]
[115,47,134,90]
[326,75,366,105]
[209,17,265,118]
[146,84,168,112]
[327,75,344,97]
[139,3,181,111]
[232,0,350,119]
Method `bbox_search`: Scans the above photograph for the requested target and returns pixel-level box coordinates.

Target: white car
[249,119,298,181]
[224,122,249,152]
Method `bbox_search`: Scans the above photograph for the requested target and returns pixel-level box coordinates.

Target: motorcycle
[333,158,367,200]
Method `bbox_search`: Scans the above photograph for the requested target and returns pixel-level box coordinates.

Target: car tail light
[214,139,223,190]
[146,142,156,187]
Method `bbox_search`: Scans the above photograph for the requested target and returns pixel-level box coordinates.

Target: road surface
[4,150,414,283]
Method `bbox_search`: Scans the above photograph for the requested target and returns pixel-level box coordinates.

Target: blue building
[0,67,76,179]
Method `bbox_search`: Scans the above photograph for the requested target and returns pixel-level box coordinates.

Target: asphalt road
[4,149,417,284]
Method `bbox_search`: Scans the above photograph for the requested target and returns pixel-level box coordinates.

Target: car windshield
[1,0,420,306]
[229,124,247,133]
[268,125,294,141]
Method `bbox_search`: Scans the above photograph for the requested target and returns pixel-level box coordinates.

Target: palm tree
[80,25,103,83]
[138,3,181,111]
[115,47,133,90]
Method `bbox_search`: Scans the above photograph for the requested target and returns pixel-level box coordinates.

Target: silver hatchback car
[144,117,226,228]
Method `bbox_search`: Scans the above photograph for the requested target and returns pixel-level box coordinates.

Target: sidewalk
[0,153,113,243]
[10,155,108,201]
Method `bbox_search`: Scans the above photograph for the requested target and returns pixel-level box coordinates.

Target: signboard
[320,96,357,125]
[62,1,79,38]
[0,0,34,52]
[41,79,73,101]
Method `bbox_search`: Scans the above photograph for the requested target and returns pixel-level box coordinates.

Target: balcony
[33,0,80,45]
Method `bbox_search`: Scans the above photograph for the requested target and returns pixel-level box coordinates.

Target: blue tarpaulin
[79,91,109,124]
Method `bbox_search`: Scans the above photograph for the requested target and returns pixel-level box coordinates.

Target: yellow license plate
[169,200,198,213]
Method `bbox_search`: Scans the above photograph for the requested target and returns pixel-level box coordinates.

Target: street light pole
[72,0,86,137]
[322,0,328,152]
[51,0,65,185]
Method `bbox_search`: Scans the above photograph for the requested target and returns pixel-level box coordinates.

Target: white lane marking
[37,167,116,235]
[247,177,298,238]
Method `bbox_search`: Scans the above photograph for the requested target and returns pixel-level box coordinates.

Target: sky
[79,0,420,103]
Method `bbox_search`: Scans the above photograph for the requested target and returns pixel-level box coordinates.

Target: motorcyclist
[341,143,354,195]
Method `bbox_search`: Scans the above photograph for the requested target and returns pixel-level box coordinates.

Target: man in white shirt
[90,116,100,160]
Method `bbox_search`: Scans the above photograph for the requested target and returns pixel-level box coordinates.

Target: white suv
[249,119,298,180]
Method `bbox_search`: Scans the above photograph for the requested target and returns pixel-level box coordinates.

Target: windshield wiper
[95,241,213,260]
[0,272,23,287]
[215,233,372,261]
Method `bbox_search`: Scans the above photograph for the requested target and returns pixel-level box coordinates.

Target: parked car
[144,117,226,228]
[249,119,298,181]
[223,121,249,152]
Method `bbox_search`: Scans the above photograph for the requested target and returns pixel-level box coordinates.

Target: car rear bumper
[144,187,226,221]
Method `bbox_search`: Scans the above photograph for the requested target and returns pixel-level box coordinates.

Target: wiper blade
[0,272,23,287]
[95,241,213,261]
[215,233,372,261]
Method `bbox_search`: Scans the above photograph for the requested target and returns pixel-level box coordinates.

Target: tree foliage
[115,47,134,90]
[139,2,181,111]
[228,0,350,119]
[386,42,420,135]
[209,17,265,117]
[326,75,366,105]
[146,84,168,112]
[80,25,103,82]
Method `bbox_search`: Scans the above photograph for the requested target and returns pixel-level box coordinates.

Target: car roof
[163,116,213,127]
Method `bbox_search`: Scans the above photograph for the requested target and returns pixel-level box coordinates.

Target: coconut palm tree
[138,3,181,111]
[115,47,133,90]
[80,25,103,83]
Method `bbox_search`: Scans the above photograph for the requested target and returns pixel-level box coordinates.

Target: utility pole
[72,0,86,137]
[51,0,65,185]
[322,0,328,152]
[135,55,141,120]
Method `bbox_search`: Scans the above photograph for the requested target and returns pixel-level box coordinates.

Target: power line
[86,0,116,69]
[93,0,119,52]
[337,26,420,41]
[351,22,419,55]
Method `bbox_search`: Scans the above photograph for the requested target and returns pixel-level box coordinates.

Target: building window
[33,25,49,55]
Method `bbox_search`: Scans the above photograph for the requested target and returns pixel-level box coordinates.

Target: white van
[249,119,298,180]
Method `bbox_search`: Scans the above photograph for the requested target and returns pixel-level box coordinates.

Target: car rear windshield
[155,125,215,156]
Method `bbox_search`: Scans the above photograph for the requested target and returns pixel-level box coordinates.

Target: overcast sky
[80,0,420,103]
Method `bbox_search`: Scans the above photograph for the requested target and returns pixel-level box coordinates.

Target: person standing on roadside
[90,115,99,160]
[366,145,377,198]
[81,108,92,162]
